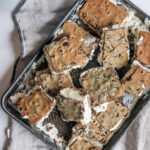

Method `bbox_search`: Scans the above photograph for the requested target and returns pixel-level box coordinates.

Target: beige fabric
[9,0,150,150]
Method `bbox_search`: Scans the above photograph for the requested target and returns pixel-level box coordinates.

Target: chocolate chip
[50,55,55,58]
[126,76,132,81]
[112,79,117,82]
[140,71,143,73]
[137,88,140,91]
[63,42,69,46]
[59,49,63,53]
[71,61,76,65]
[116,113,119,117]
[86,53,90,57]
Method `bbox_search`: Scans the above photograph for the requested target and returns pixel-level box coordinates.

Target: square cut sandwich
[44,21,99,73]
[55,88,91,124]
[136,31,150,66]
[98,28,129,68]
[80,67,125,107]
[93,100,129,132]
[122,60,150,97]
[17,87,56,125]
[34,69,74,96]
[14,86,71,148]
[78,0,127,34]
[66,123,103,150]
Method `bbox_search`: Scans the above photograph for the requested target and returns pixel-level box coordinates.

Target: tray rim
[1,0,150,149]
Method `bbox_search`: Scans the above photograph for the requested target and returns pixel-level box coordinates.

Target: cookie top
[80,67,125,107]
[56,88,91,123]
[17,88,56,125]
[44,37,96,73]
[98,28,129,68]
[122,61,150,97]
[78,0,127,34]
[34,70,74,96]
[136,31,150,66]
[94,100,128,132]
[44,22,99,73]
[62,21,96,40]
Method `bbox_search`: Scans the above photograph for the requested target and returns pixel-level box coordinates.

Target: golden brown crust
[78,0,127,34]
[98,28,129,68]
[94,101,129,131]
[17,88,56,125]
[122,64,150,97]
[62,21,94,40]
[44,22,99,73]
[136,31,150,65]
[80,67,125,107]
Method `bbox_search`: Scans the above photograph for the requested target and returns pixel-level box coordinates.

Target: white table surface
[0,0,150,149]
[0,1,20,150]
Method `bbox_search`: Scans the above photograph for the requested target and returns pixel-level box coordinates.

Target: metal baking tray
[1,0,150,149]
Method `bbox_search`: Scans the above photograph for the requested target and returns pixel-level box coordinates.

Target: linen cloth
[8,0,150,149]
